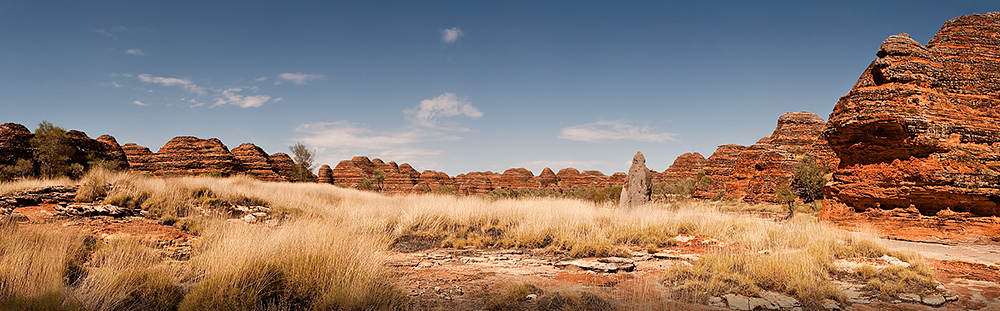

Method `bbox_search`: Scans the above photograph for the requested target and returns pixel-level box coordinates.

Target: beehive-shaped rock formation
[823,13,1000,217]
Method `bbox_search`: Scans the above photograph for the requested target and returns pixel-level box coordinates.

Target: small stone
[707,296,726,307]
[526,294,537,300]
[748,297,776,310]
[761,291,801,308]
[899,293,920,302]
[820,299,840,310]
[922,295,946,306]
[724,294,751,311]
[945,295,958,301]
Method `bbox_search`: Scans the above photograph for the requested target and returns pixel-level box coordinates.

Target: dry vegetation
[0,169,937,310]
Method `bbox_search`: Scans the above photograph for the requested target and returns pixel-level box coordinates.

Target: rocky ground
[3,186,1000,310]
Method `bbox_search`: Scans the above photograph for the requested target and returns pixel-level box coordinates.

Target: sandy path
[879,238,1000,265]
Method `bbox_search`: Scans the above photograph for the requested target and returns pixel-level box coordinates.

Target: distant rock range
[0,124,306,182]
[316,156,628,195]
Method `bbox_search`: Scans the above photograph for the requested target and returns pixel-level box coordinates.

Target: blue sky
[2,1,997,175]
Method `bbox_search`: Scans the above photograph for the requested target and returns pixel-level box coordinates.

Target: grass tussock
[0,226,93,310]
[0,177,73,196]
[73,237,183,311]
[855,260,938,300]
[485,282,615,311]
[179,220,407,311]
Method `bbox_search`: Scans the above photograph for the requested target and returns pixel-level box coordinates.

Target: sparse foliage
[288,142,316,182]
[775,183,798,219]
[653,171,713,200]
[790,153,830,211]
[31,121,76,179]
[1,158,35,180]
[372,169,386,192]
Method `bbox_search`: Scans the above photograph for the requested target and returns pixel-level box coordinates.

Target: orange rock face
[0,123,34,166]
[655,152,706,183]
[693,144,746,199]
[124,137,303,181]
[150,136,242,177]
[231,143,283,181]
[725,112,838,203]
[823,13,1000,217]
[319,156,625,194]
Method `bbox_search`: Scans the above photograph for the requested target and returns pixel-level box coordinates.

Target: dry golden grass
[179,220,406,311]
[1,170,939,310]
[0,177,73,196]
[0,225,92,310]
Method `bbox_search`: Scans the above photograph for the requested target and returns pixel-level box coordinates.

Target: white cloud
[442,27,464,43]
[405,93,482,129]
[277,72,323,84]
[212,88,271,108]
[125,49,144,56]
[111,81,123,88]
[558,120,676,143]
[295,121,450,166]
[132,100,148,106]
[137,74,205,95]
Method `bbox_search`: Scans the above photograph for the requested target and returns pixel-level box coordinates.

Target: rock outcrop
[724,112,838,203]
[231,143,283,181]
[122,143,155,172]
[317,164,333,184]
[823,13,1000,217]
[319,156,625,194]
[0,123,34,166]
[150,137,242,177]
[693,144,747,199]
[620,151,652,207]
[0,123,130,172]
[121,137,304,181]
[655,152,706,183]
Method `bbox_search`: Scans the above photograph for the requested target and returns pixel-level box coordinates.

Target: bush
[31,121,76,179]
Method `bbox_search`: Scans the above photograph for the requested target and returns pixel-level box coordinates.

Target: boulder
[620,151,652,207]
[823,13,1000,217]
[499,168,537,189]
[537,167,558,187]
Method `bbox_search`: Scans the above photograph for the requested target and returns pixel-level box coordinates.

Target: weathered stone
[268,153,299,181]
[538,167,558,188]
[0,123,32,167]
[94,135,130,169]
[150,136,241,177]
[122,143,155,172]
[823,13,1000,218]
[555,257,635,273]
[317,164,333,184]
[656,152,707,183]
[620,151,652,207]
[232,143,283,181]
[723,294,751,311]
[694,144,746,199]
[65,130,130,170]
[922,295,946,307]
[499,168,536,189]
[724,112,838,203]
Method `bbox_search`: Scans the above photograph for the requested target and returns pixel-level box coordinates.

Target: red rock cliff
[823,13,1000,217]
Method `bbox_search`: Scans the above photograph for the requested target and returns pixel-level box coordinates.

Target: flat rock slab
[555,257,635,273]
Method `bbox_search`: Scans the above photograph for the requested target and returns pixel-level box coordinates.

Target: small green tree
[790,153,829,211]
[372,169,386,192]
[289,142,316,182]
[775,183,798,219]
[31,121,75,178]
